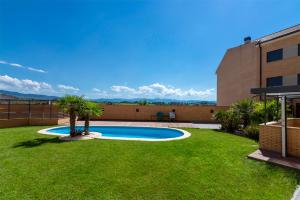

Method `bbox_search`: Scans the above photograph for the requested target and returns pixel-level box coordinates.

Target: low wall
[0,119,28,128]
[94,104,226,122]
[0,118,69,128]
[259,123,281,153]
[259,119,300,157]
[287,118,300,127]
[29,118,60,126]
[1,103,225,123]
[0,103,225,128]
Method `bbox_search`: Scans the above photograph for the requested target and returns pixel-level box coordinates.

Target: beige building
[216,24,300,115]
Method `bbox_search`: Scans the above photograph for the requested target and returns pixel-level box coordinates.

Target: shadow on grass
[13,137,66,148]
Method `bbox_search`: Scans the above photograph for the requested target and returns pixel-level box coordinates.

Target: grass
[0,126,299,200]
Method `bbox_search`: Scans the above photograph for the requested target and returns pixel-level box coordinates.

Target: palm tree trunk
[70,108,76,137]
[84,115,90,135]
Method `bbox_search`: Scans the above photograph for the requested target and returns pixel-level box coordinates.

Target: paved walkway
[74,120,221,129]
[248,149,300,170]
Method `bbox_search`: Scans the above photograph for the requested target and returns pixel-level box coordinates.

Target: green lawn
[0,126,299,200]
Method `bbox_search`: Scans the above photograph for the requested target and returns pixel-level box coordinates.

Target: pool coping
[38,125,191,142]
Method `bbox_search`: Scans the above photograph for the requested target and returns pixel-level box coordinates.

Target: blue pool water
[46,126,186,140]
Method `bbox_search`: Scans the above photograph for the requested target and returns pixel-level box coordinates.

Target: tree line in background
[55,95,103,137]
[214,99,284,140]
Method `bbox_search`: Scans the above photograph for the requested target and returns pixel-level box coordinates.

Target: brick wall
[0,103,226,128]
[94,104,226,122]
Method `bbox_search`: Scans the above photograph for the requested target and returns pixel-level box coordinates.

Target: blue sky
[0,0,299,100]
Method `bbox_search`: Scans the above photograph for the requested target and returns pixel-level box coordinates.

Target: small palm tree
[79,101,102,135]
[232,99,254,128]
[55,95,84,137]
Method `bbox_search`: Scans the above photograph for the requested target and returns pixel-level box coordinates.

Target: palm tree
[232,99,254,128]
[55,95,84,137]
[79,101,102,135]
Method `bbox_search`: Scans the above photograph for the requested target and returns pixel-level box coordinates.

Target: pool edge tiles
[38,126,191,142]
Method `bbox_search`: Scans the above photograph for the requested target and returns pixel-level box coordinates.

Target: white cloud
[91,88,110,97]
[58,84,80,92]
[92,88,101,92]
[27,67,47,73]
[0,59,47,73]
[0,74,85,96]
[10,63,23,68]
[0,74,53,93]
[111,86,137,93]
[92,83,215,100]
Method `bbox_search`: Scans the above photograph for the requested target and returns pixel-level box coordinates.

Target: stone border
[38,126,69,136]
[59,132,99,141]
[38,126,191,142]
[292,185,300,200]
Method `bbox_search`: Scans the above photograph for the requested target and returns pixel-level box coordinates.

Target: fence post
[7,100,11,119]
[42,103,44,119]
[50,101,52,119]
[28,100,31,119]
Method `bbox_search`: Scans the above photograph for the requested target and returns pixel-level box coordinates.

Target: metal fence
[0,100,65,120]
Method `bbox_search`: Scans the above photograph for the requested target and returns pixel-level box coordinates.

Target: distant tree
[138,100,148,105]
[55,95,84,137]
[79,101,102,135]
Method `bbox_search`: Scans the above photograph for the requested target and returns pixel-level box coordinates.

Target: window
[267,76,282,87]
[298,44,300,56]
[298,74,300,85]
[267,49,283,62]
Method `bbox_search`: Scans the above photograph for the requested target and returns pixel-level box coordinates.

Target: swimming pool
[38,126,191,141]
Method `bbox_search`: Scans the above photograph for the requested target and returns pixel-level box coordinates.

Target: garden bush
[244,124,259,141]
[214,98,287,140]
[214,109,241,133]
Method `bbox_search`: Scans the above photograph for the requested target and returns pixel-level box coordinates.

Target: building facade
[216,24,300,111]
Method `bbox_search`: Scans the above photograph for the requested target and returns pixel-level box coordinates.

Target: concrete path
[74,120,221,129]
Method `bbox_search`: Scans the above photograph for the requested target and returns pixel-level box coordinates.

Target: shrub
[214,98,290,138]
[244,124,259,141]
[251,100,281,124]
[214,109,241,133]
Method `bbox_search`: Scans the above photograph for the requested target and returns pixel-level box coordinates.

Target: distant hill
[0,90,216,104]
[0,93,18,100]
[93,98,216,105]
[0,90,58,100]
